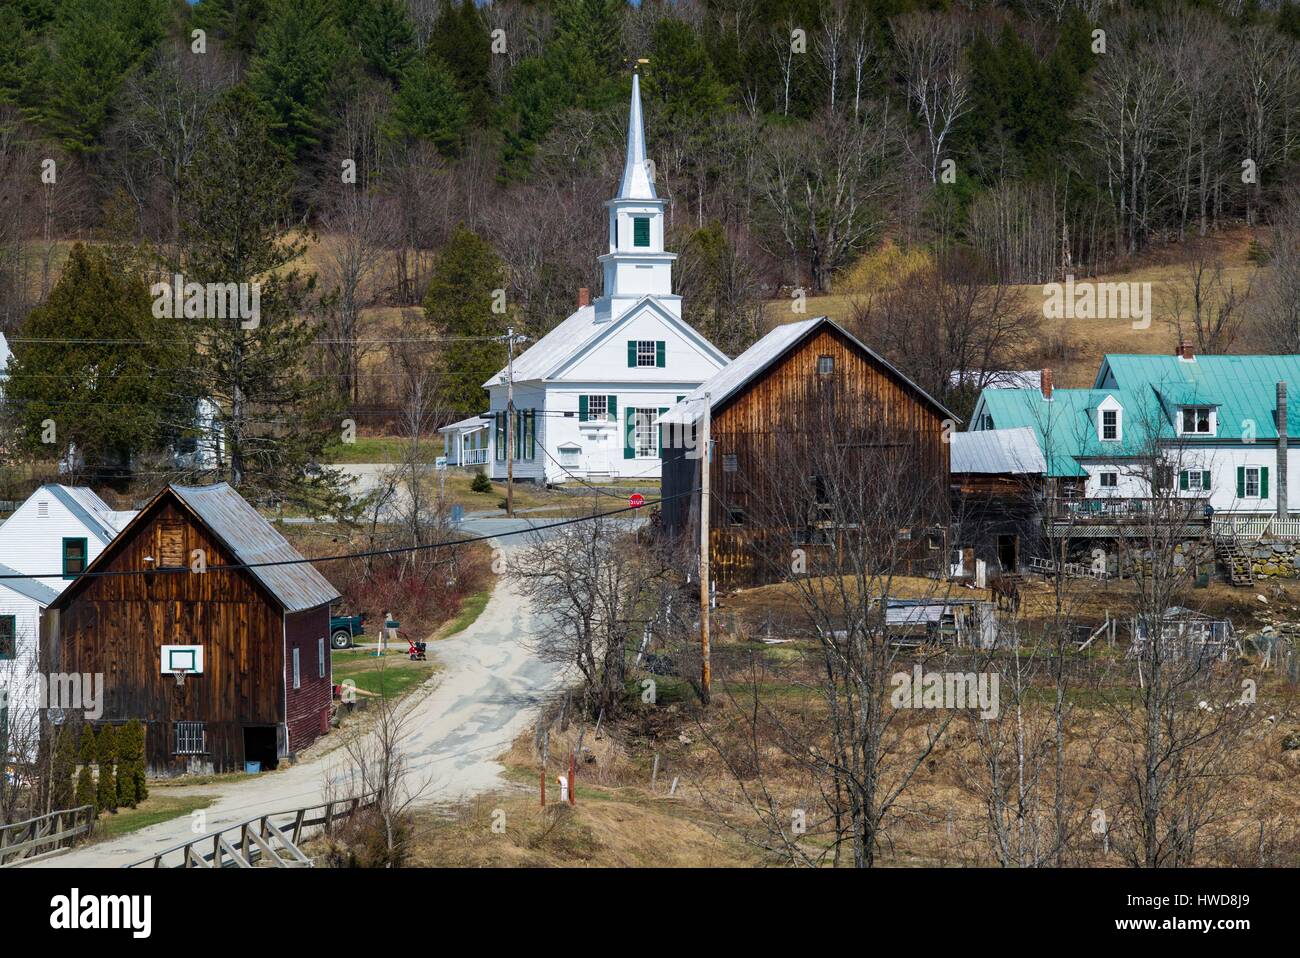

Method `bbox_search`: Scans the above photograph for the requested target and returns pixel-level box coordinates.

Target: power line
[0,489,689,583]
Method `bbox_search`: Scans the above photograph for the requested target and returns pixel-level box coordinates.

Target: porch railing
[1046,496,1210,523]
[460,448,488,466]
[1212,515,1300,542]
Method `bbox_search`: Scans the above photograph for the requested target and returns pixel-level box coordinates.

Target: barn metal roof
[657,317,959,426]
[950,427,1047,475]
[170,483,340,612]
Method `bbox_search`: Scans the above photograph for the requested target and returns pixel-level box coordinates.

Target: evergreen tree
[351,0,416,83]
[192,0,270,62]
[95,725,118,814]
[644,19,729,142]
[3,243,193,474]
[422,225,507,415]
[427,0,491,119]
[116,720,147,807]
[50,722,79,810]
[500,0,626,179]
[75,725,97,813]
[246,0,349,155]
[179,85,347,512]
[387,54,469,154]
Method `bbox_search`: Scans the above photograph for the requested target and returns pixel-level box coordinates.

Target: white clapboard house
[447,74,729,484]
[0,485,135,744]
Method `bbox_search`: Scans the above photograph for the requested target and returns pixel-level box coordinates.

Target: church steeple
[617,73,656,201]
[595,69,679,323]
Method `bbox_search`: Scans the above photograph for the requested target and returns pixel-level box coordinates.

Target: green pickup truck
[330,612,368,649]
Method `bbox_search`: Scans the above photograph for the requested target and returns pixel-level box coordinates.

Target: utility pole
[699,392,711,702]
[505,325,515,518]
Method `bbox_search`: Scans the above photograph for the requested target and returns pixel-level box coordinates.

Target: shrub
[75,726,97,813]
[470,470,492,493]
[95,725,118,813]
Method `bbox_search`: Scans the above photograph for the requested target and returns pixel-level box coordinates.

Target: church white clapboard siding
[477,73,728,484]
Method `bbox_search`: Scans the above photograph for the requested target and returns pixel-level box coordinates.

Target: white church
[441,73,729,484]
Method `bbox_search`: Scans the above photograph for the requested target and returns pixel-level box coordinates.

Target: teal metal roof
[1098,354,1300,440]
[973,387,1157,477]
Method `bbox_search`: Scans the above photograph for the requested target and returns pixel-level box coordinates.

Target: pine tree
[191,0,270,62]
[2,243,193,474]
[387,54,469,155]
[351,0,415,84]
[75,725,97,813]
[427,0,491,119]
[179,86,348,512]
[246,0,349,156]
[95,725,118,814]
[422,225,507,415]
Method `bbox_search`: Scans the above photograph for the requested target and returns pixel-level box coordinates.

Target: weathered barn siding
[53,500,286,774]
[284,606,331,752]
[662,324,951,589]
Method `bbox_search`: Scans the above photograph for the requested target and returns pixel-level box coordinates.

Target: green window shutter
[625,414,636,459]
[1261,466,1270,499]
[656,341,665,367]
[658,407,667,456]
[627,341,636,367]
[607,395,617,421]
[676,395,684,402]
[579,395,588,422]
[528,410,536,460]
[1179,471,1189,491]
[634,217,650,247]
[1237,466,1245,498]
[1202,471,1211,490]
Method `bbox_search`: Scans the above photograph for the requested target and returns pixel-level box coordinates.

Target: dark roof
[658,316,959,426]
[53,483,340,614]
[168,484,340,612]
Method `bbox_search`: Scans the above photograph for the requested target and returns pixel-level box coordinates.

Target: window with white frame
[1245,467,1261,497]
[559,445,580,466]
[1180,469,1211,492]
[585,395,607,420]
[175,721,206,755]
[1181,406,1212,434]
[633,409,657,457]
[1101,408,1119,441]
[292,648,301,690]
[636,340,657,367]
[1099,471,1118,488]
[318,637,326,679]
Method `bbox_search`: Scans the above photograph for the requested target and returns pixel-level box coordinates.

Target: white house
[970,345,1300,516]
[0,484,137,596]
[0,565,60,743]
[456,73,729,484]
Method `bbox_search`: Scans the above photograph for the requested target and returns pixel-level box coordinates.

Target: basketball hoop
[173,668,188,688]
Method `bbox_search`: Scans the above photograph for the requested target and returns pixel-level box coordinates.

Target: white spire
[617,72,657,201]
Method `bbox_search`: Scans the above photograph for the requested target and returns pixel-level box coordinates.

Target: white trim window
[318,637,326,679]
[559,445,581,467]
[1101,409,1119,441]
[585,395,607,420]
[636,340,657,367]
[1245,467,1261,498]
[633,409,658,457]
[292,648,301,690]
[1180,406,1213,435]
[1098,471,1118,489]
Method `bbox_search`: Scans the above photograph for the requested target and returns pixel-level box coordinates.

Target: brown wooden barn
[42,483,340,776]
[658,317,958,589]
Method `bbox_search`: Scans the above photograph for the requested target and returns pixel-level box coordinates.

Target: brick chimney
[577,287,590,309]
[1178,339,1194,360]
[1041,368,1053,401]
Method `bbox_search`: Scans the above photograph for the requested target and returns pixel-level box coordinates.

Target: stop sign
[629,493,645,509]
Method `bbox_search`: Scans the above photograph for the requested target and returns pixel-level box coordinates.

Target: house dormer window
[1180,406,1213,435]
[1101,408,1119,441]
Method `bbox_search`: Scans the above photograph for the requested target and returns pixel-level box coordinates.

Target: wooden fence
[126,792,379,868]
[0,805,95,867]
[1213,515,1300,541]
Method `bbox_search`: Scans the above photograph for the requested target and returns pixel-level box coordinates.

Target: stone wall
[1248,542,1300,578]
